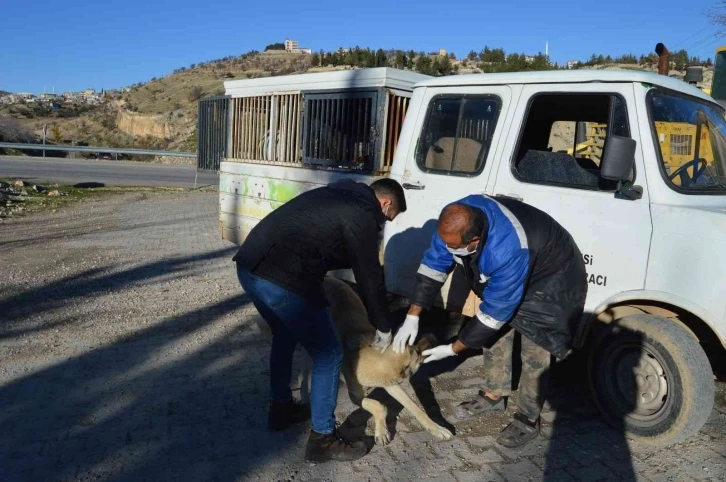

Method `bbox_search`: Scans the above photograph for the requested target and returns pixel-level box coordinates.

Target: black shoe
[304,428,368,462]
[496,412,539,448]
[268,399,311,431]
[453,391,506,420]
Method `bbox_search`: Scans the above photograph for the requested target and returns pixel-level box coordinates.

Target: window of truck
[512,93,632,191]
[416,95,501,176]
[648,89,726,193]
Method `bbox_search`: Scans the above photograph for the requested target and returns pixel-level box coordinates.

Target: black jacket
[232,179,391,332]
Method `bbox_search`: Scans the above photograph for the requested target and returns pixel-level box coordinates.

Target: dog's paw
[427,424,453,441]
[374,428,391,446]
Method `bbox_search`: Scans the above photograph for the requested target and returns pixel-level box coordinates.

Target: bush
[265,43,285,51]
[187,86,204,102]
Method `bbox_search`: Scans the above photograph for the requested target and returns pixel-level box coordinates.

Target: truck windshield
[649,90,726,193]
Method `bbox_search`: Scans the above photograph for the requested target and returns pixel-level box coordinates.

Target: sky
[1,0,723,94]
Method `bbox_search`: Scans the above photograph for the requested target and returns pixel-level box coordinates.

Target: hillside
[0,51,321,160]
[0,49,717,163]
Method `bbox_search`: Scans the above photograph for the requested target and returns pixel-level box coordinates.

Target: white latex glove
[372,330,392,352]
[393,314,420,354]
[422,343,456,363]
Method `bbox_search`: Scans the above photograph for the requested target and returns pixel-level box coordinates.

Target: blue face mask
[446,244,477,257]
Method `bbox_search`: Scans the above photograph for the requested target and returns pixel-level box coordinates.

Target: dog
[251,276,453,445]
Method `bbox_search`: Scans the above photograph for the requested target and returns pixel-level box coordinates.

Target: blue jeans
[236,265,343,434]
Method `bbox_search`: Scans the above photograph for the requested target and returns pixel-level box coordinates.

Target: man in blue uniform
[392,195,587,448]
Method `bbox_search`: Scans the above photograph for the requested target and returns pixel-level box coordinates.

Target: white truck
[217,67,726,446]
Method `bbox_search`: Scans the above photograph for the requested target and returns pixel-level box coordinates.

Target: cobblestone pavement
[1,191,725,482]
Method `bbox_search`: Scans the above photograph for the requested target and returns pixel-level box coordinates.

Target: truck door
[384,85,514,309]
[489,84,652,313]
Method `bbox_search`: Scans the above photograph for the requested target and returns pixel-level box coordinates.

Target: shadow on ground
[0,249,315,481]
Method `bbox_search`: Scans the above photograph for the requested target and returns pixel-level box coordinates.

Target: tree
[311,53,321,67]
[187,86,204,102]
[467,50,478,61]
[394,51,407,69]
[710,1,726,26]
[436,55,453,76]
[415,55,433,75]
[50,124,63,144]
[265,43,285,51]
[375,48,388,67]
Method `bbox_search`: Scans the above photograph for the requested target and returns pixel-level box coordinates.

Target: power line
[671,24,722,49]
[681,28,726,53]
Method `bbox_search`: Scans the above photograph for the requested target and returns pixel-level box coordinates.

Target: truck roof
[416,69,716,104]
[224,67,431,97]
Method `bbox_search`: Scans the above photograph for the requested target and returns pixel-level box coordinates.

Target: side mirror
[601,135,636,181]
[600,135,642,201]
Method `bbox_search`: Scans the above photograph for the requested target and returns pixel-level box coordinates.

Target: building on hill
[566,60,579,69]
[285,39,298,52]
[439,49,447,57]
[284,38,311,54]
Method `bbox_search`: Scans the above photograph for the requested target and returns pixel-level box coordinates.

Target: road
[0,155,218,188]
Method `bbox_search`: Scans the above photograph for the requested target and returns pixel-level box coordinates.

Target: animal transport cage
[222,68,430,173]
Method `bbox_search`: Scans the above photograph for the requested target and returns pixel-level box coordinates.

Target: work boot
[268,399,311,431]
[304,428,368,462]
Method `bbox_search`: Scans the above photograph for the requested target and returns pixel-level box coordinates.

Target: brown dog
[252,276,453,445]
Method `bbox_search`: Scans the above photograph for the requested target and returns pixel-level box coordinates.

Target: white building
[285,39,298,52]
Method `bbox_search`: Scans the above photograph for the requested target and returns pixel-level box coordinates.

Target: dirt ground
[1,190,725,482]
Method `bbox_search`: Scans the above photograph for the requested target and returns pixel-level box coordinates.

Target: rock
[33,185,47,193]
[14,180,25,187]
[48,190,61,197]
[20,190,28,196]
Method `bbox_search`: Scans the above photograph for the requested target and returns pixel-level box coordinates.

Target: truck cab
[214,68,726,447]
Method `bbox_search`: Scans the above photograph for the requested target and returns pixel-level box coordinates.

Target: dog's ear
[414,333,437,354]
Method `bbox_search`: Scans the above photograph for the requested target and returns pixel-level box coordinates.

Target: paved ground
[0,155,218,188]
[1,191,725,482]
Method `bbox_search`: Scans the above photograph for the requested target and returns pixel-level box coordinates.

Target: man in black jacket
[233,178,406,462]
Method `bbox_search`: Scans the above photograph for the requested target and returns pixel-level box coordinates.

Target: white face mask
[446,244,477,257]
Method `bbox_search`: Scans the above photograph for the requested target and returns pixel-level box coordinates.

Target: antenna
[546,41,549,58]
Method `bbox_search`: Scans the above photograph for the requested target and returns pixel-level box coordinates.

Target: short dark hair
[370,178,407,213]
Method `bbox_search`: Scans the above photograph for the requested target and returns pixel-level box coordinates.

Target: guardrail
[0,142,196,159]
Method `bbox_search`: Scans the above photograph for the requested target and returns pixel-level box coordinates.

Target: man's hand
[372,330,392,353]
[422,343,456,363]
[393,314,419,353]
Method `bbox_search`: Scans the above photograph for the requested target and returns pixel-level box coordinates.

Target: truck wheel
[587,314,714,446]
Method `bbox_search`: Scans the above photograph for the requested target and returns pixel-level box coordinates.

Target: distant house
[439,49,447,57]
[284,38,311,54]
[566,60,579,69]
[285,39,298,52]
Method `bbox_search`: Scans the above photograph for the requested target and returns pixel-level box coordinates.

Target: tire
[587,314,715,446]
